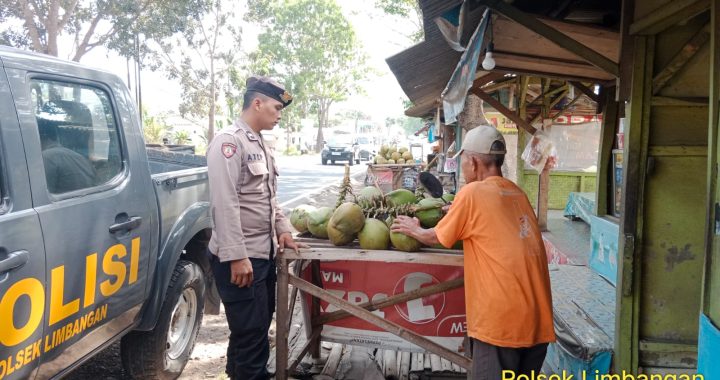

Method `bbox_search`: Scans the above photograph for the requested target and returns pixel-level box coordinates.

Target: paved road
[275,153,367,207]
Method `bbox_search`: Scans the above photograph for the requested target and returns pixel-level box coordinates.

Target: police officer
[206,75,306,380]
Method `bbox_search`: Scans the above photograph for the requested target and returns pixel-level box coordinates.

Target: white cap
[453,125,506,159]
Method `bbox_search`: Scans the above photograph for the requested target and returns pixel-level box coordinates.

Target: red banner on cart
[301,260,466,353]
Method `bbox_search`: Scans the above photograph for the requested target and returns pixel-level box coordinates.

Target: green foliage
[174,130,190,145]
[142,109,169,144]
[373,0,423,43]
[245,0,369,151]
[0,0,210,61]
[151,0,241,143]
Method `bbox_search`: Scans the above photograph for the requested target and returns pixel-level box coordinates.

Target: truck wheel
[322,158,327,165]
[121,260,205,380]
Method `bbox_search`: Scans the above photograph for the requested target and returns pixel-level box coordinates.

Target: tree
[142,109,169,144]
[0,0,209,62]
[151,0,241,142]
[246,0,369,152]
[374,0,423,43]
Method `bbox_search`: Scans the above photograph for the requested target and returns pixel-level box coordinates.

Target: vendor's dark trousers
[469,338,548,380]
[209,253,276,380]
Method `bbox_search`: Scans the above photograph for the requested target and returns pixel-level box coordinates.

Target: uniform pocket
[239,162,269,193]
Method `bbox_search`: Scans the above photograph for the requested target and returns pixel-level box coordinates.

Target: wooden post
[275,255,290,380]
[536,79,551,230]
[309,260,323,359]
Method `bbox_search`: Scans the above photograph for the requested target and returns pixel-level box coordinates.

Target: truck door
[0,66,46,380]
[6,72,155,375]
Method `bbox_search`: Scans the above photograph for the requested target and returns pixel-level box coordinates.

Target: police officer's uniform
[206,77,293,380]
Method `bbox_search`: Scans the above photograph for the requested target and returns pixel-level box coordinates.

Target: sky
[77,1,420,129]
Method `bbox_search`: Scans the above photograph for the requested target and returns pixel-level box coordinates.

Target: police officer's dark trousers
[209,252,276,380]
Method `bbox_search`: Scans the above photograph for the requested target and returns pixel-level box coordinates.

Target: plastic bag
[522,131,557,172]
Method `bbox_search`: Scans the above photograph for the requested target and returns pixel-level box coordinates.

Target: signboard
[301,261,466,353]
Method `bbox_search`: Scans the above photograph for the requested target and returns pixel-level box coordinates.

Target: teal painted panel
[698,314,720,379]
[589,215,620,286]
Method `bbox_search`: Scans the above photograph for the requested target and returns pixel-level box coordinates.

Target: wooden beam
[530,89,569,125]
[315,277,465,326]
[651,96,710,106]
[287,328,322,375]
[480,0,619,77]
[472,88,538,135]
[550,94,583,123]
[652,24,711,94]
[629,0,710,35]
[280,248,464,266]
[288,274,473,370]
[569,81,600,103]
[470,71,508,92]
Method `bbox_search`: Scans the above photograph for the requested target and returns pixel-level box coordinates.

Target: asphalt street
[275,153,368,208]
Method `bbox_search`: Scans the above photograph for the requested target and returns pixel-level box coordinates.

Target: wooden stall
[274,240,467,379]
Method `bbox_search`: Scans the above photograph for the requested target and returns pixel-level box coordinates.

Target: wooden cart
[274,239,469,379]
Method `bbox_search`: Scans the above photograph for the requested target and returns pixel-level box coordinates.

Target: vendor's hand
[442,202,452,214]
[391,215,421,236]
[278,232,308,254]
[230,258,253,288]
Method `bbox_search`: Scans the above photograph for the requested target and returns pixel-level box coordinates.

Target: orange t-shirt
[435,176,555,348]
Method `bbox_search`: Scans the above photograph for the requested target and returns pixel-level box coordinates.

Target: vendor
[391,125,555,379]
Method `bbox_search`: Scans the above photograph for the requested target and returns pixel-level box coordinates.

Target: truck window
[31,79,123,194]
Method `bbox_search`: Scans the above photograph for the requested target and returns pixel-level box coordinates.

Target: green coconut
[442,193,455,203]
[290,204,315,233]
[327,224,355,246]
[385,189,416,207]
[390,152,401,161]
[327,202,365,246]
[401,151,413,161]
[358,218,390,250]
[415,198,445,228]
[390,231,422,252]
[358,186,383,204]
[306,207,333,239]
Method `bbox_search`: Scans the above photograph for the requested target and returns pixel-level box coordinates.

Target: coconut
[358,218,390,250]
[358,186,383,204]
[327,202,365,246]
[328,224,355,246]
[290,204,315,233]
[390,152,401,161]
[306,207,333,239]
[376,156,388,164]
[398,147,408,154]
[390,231,422,252]
[442,193,455,203]
[396,158,406,164]
[387,159,396,164]
[385,189,416,207]
[415,198,445,227]
[401,151,413,161]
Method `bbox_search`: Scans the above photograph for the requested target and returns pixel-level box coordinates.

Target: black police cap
[246,76,293,108]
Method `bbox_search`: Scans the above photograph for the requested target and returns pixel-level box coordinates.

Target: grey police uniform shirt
[207,120,293,262]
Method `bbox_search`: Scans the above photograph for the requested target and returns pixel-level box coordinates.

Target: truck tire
[121,260,205,379]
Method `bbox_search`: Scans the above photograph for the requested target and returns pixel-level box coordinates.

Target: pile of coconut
[290,187,456,252]
[373,145,414,165]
